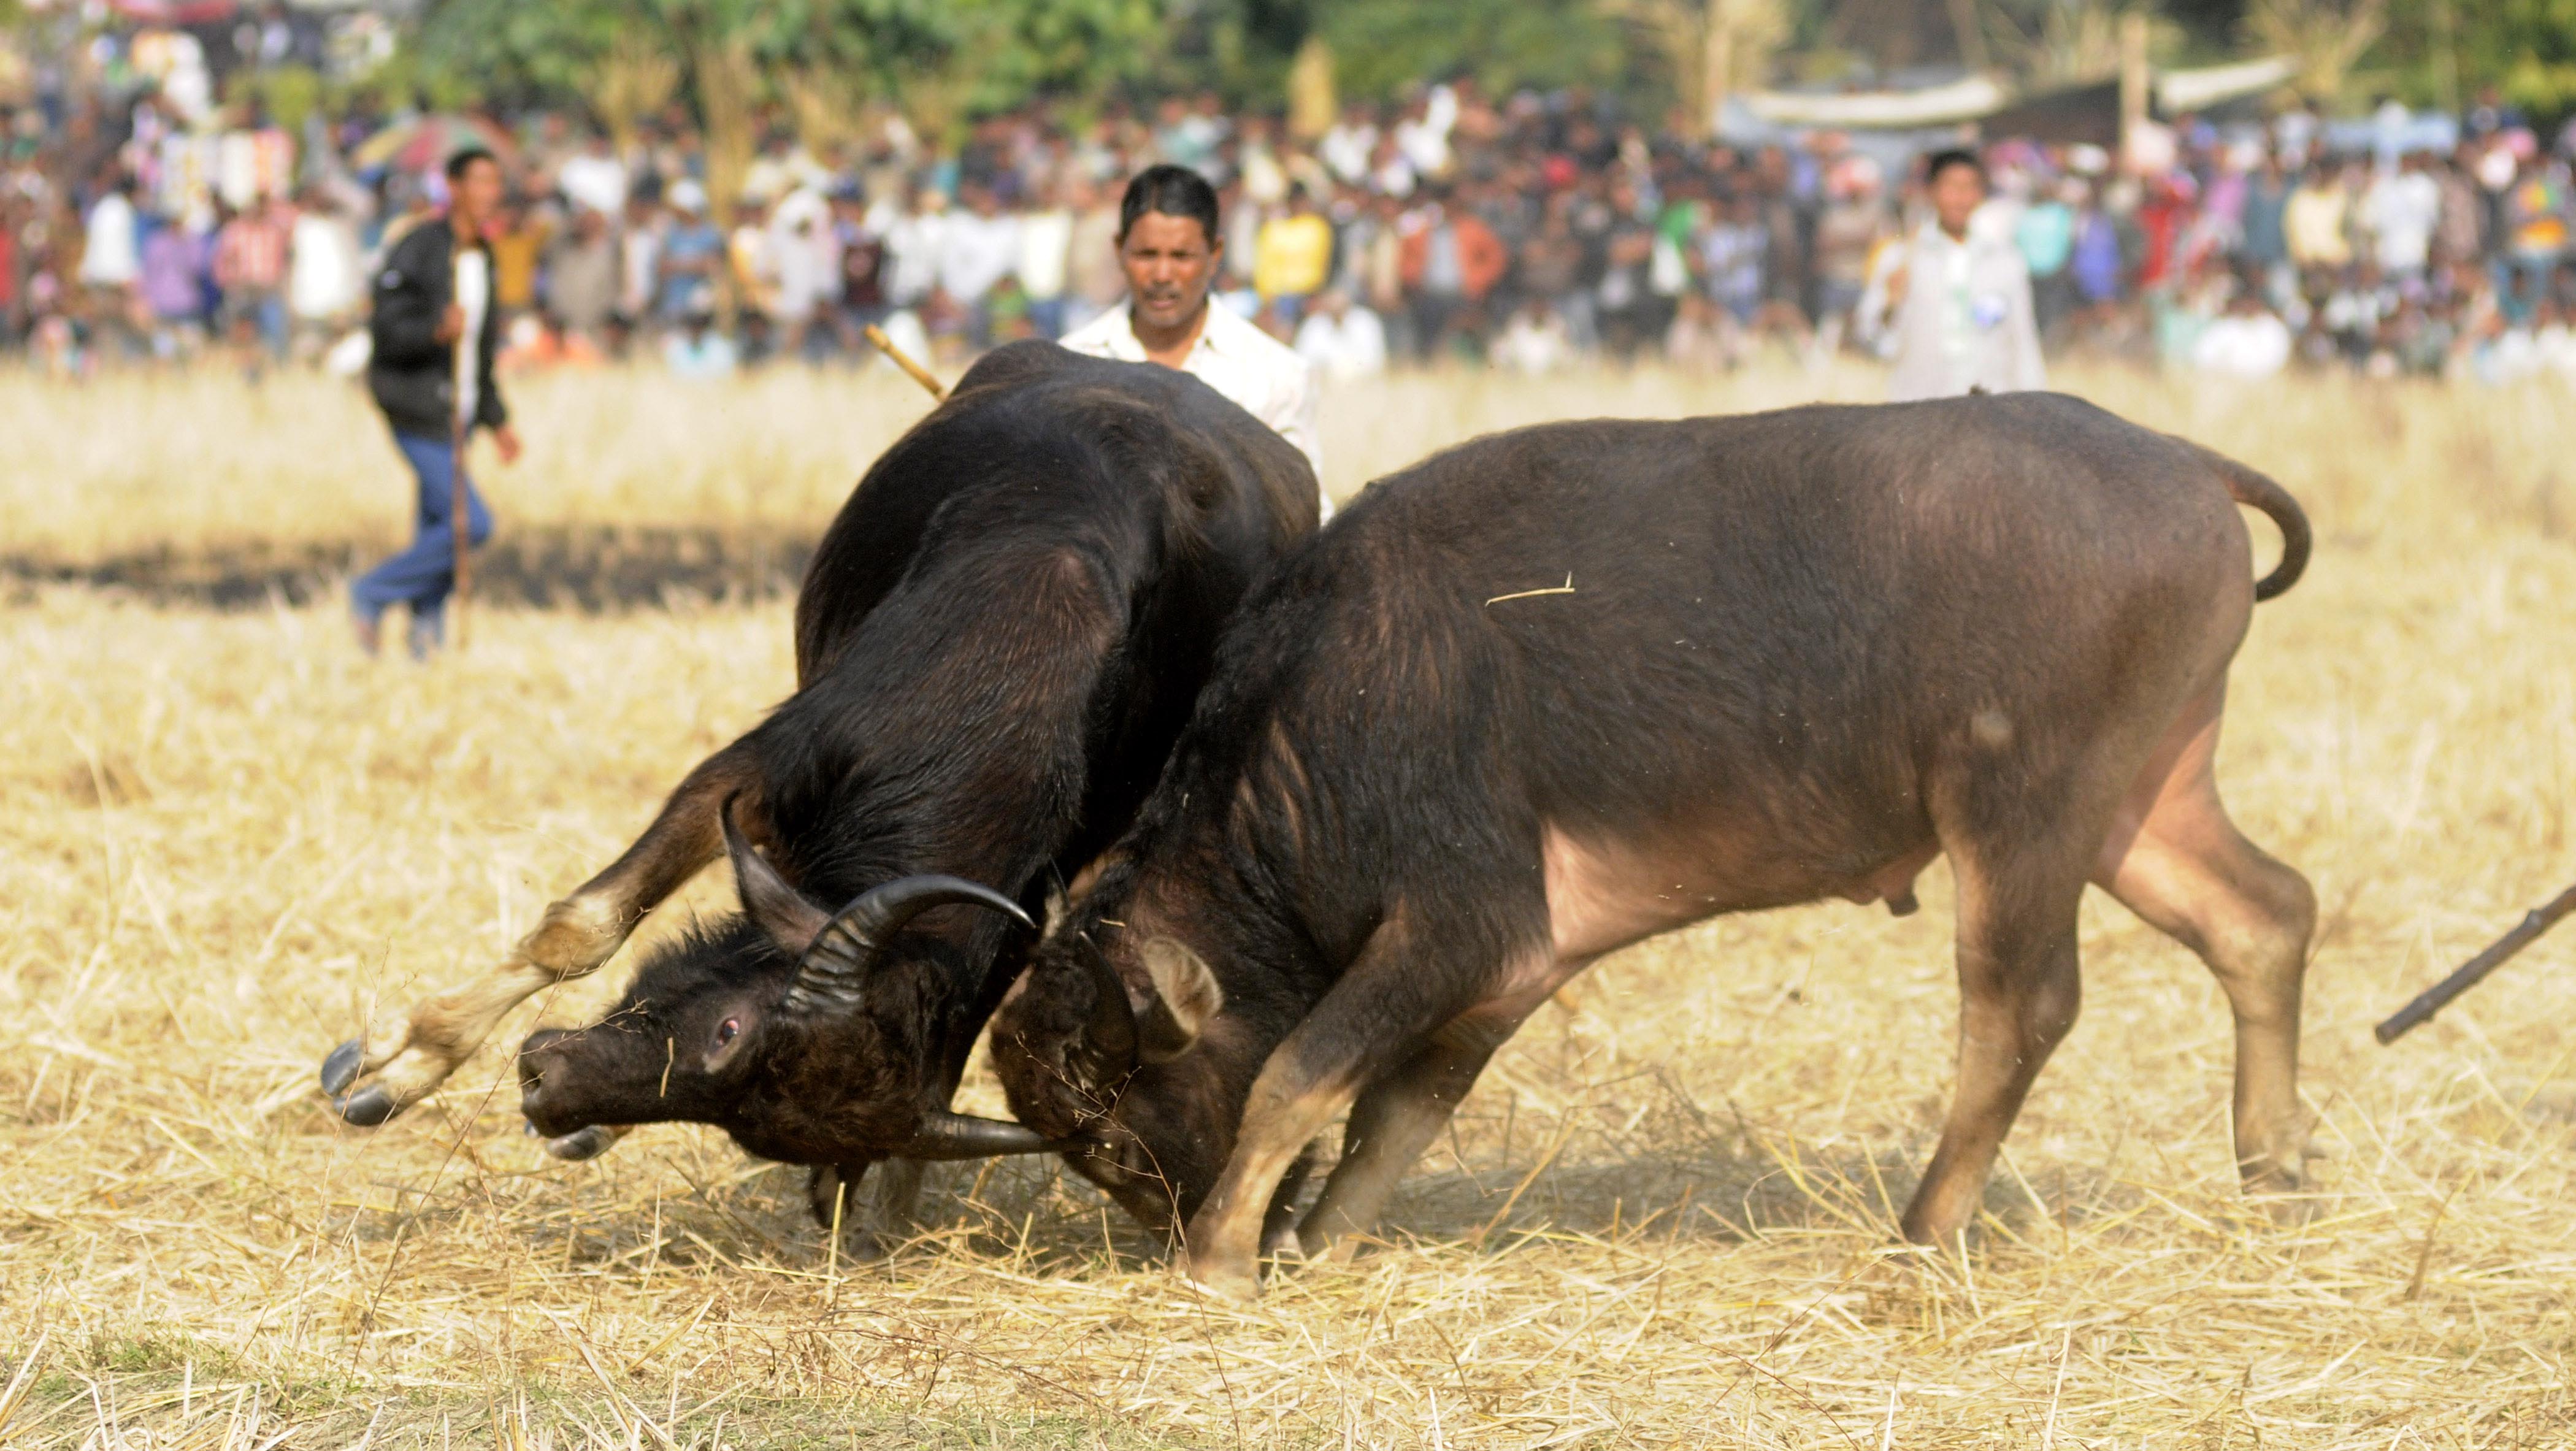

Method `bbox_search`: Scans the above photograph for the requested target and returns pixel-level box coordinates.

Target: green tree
[2372,0,2576,115]
[1168,0,1650,109]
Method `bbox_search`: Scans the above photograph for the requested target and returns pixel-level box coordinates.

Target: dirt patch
[2,525,818,611]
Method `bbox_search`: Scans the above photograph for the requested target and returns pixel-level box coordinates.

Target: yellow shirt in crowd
[1254,212,1334,301]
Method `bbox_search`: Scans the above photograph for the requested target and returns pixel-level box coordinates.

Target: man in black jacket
[352,147,523,656]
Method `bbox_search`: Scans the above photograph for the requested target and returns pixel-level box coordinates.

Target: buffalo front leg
[1294,1028,1502,1263]
[807,1158,927,1261]
[1180,919,1482,1301]
[320,741,758,1126]
[1899,835,2089,1247]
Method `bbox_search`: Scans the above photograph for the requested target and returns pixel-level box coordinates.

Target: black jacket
[367,219,508,440]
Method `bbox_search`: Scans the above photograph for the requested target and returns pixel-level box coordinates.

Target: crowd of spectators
[7,53,2576,388]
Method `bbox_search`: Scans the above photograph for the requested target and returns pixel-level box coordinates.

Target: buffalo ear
[1136,936,1224,1064]
[722,795,831,958]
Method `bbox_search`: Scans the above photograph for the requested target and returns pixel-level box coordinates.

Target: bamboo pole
[450,413,469,651]
[864,324,947,399]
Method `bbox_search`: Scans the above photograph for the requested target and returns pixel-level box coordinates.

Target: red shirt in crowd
[215,207,293,293]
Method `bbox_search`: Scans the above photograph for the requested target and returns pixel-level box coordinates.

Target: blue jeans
[353,431,493,653]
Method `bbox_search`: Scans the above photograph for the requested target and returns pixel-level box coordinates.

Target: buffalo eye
[714,1017,740,1047]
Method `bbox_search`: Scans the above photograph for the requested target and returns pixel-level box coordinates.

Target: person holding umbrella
[352,147,520,657]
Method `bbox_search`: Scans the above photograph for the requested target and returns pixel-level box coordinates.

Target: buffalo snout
[515,1027,582,1127]
[516,1027,634,1160]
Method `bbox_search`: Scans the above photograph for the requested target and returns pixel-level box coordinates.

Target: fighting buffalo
[989,392,2315,1300]
[320,341,1318,1244]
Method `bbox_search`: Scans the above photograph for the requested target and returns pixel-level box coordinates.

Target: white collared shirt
[1864,214,2046,403]
[1059,300,1330,521]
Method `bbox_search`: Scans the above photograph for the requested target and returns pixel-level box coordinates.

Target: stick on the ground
[865,324,947,399]
[2377,881,2576,1043]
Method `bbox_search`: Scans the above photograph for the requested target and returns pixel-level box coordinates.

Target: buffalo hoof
[332,1087,397,1127]
[1887,890,1921,918]
[1183,1256,1260,1304]
[543,1125,621,1162]
[318,1039,367,1097]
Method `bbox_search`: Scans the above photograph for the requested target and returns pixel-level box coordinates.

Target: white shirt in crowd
[881,207,946,307]
[1060,300,1330,519]
[557,150,629,220]
[79,190,139,286]
[2191,308,2293,379]
[1017,207,1074,302]
[452,246,489,428]
[2361,166,2441,274]
[1319,121,1377,187]
[288,209,360,321]
[1294,303,1387,382]
[938,210,1022,307]
[619,221,660,318]
[1865,212,2046,402]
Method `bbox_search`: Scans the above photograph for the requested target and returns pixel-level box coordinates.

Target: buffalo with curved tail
[989,393,2315,1300]
[320,341,1318,1248]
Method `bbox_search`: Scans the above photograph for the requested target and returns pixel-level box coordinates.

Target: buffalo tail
[2209,455,2311,602]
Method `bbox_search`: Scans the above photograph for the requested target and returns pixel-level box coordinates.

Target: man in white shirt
[940,183,1022,298]
[1059,164,1329,517]
[556,132,628,220]
[1016,180,1075,338]
[80,177,141,291]
[1863,148,2046,402]
[2361,152,2442,278]
[1294,288,1388,381]
[352,147,519,658]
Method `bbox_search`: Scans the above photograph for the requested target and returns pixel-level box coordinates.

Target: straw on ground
[2,364,2574,1447]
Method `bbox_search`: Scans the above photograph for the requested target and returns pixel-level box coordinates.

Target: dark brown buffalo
[987,393,2315,1300]
[319,342,1316,1243]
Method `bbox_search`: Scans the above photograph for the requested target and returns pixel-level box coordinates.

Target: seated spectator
[1664,291,1739,372]
[2193,288,2293,379]
[544,206,620,350]
[664,310,739,380]
[1493,297,1571,373]
[2534,301,2576,383]
[1293,288,1387,381]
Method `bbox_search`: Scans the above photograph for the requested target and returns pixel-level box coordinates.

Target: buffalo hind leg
[1292,1030,1502,1263]
[2095,693,2318,1196]
[321,740,759,1126]
[1900,828,2091,1247]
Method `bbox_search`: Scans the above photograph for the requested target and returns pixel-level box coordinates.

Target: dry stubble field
[4,361,2576,1449]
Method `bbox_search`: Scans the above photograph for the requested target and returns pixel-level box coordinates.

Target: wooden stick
[2377,881,2576,1043]
[450,413,470,652]
[865,323,947,399]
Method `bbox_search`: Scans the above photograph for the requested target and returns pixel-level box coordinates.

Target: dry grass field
[4,361,2576,1448]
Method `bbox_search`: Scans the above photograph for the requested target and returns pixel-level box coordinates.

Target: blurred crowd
[7,45,2576,388]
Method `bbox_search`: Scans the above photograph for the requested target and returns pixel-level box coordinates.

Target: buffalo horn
[784,875,1034,1013]
[1076,933,1140,1073]
[895,1109,1065,1160]
[721,794,832,955]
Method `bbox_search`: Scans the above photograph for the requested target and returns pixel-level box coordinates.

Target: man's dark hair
[1923,148,1984,185]
[1117,164,1221,248]
[445,145,499,183]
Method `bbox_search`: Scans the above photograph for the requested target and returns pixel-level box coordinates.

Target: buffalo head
[987,880,1260,1233]
[516,799,1059,1166]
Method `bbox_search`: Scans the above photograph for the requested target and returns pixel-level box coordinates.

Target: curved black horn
[895,1109,1065,1160]
[1076,933,1140,1073]
[722,794,832,956]
[784,875,1035,1014]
